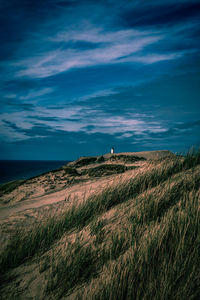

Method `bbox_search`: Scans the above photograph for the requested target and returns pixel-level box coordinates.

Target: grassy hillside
[0,150,200,299]
[0,180,25,197]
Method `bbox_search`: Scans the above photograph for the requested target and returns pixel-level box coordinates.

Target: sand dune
[3,150,197,300]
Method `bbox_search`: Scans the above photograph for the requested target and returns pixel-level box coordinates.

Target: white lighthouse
[111,147,114,154]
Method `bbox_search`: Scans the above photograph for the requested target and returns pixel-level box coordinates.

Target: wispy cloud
[0,119,30,141]
[50,26,149,43]
[13,26,169,78]
[121,53,183,64]
[0,100,168,142]
[19,87,54,100]
[4,103,198,148]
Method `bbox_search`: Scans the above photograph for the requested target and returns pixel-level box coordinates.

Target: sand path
[0,159,150,227]
[0,179,102,220]
[0,171,135,221]
[0,151,173,222]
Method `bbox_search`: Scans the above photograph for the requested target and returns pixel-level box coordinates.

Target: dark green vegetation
[65,163,137,177]
[96,156,105,163]
[68,153,146,169]
[0,180,24,197]
[72,156,97,167]
[110,154,146,163]
[0,150,200,299]
[84,164,127,177]
[65,158,139,179]
[62,166,79,176]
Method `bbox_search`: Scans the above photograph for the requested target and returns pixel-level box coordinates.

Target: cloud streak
[19,87,54,100]
[0,97,168,142]
[14,27,166,78]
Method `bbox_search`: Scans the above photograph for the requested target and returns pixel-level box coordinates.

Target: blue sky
[0,0,200,160]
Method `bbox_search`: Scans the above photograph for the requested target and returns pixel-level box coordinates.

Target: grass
[46,240,98,298]
[62,166,79,176]
[96,156,105,163]
[90,219,105,236]
[110,154,146,163]
[1,150,200,274]
[0,180,25,197]
[90,219,106,245]
[82,190,200,300]
[86,164,127,177]
[0,149,200,299]
[73,156,97,167]
[47,171,200,298]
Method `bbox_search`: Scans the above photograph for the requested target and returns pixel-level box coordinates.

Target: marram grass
[0,149,200,299]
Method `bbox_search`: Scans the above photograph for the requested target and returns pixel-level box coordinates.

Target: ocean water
[0,160,69,184]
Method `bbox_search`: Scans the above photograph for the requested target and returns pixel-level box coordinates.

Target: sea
[0,160,69,184]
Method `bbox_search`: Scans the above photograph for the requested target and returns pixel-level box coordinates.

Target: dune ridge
[0,149,199,300]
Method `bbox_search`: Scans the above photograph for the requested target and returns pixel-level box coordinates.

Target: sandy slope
[4,150,198,300]
[0,151,173,248]
[0,167,143,220]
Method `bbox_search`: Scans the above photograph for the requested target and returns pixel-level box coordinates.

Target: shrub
[87,164,127,177]
[96,156,105,163]
[0,180,25,196]
[110,155,146,163]
[63,167,79,176]
[74,157,97,167]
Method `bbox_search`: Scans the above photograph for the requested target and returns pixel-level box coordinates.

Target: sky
[0,0,200,160]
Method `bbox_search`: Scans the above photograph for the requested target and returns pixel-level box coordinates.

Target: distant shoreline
[0,160,69,184]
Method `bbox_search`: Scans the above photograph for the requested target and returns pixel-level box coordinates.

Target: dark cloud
[2,120,55,138]
[2,120,23,132]
[175,120,200,130]
[47,106,65,110]
[2,79,39,92]
[0,0,79,61]
[53,1,82,8]
[27,115,80,123]
[28,116,60,122]
[63,41,102,50]
[147,120,200,139]
[24,124,56,137]
[1,99,35,111]
[120,2,200,28]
